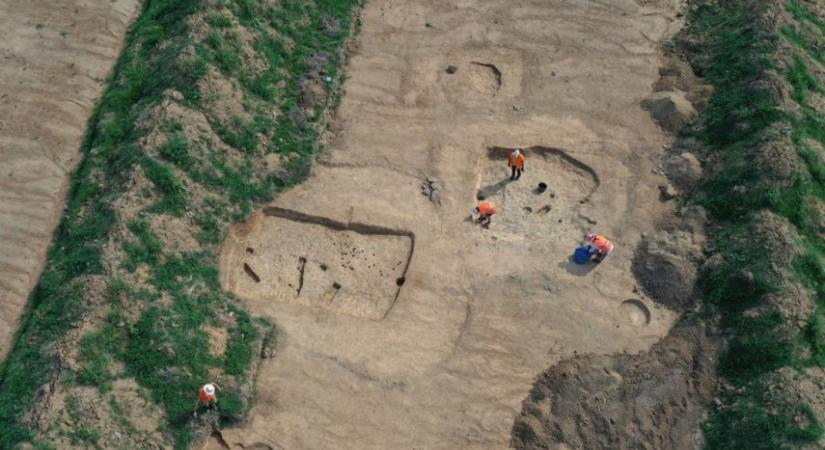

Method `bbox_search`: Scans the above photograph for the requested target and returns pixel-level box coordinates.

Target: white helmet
[514,149,521,157]
[203,384,215,395]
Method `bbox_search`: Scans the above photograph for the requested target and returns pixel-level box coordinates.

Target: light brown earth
[0,0,140,358]
[216,0,688,448]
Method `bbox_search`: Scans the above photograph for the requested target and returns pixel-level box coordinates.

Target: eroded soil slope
[0,0,140,358]
[216,0,688,448]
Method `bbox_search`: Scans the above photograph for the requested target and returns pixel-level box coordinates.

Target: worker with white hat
[508,148,525,180]
[193,382,221,417]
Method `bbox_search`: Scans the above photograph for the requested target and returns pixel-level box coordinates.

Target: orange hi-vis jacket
[199,385,215,402]
[590,235,614,254]
[478,201,497,216]
[508,152,525,169]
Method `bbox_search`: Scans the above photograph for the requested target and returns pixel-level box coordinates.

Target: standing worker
[193,382,221,417]
[508,148,525,180]
[472,201,497,227]
[585,232,614,263]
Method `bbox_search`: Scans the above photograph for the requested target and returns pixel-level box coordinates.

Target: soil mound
[663,152,703,191]
[511,323,719,450]
[642,90,697,132]
[632,230,703,311]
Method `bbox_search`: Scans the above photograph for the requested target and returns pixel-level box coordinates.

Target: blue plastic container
[574,246,592,264]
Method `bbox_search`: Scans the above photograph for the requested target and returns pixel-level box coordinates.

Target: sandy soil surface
[217,0,685,448]
[0,0,139,358]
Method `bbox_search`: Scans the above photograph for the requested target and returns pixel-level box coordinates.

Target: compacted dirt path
[0,0,139,358]
[218,0,683,448]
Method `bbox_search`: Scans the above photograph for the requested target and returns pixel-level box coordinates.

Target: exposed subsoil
[214,0,696,448]
[0,0,140,358]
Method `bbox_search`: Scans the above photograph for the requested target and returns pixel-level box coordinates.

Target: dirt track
[216,0,685,448]
[0,0,139,358]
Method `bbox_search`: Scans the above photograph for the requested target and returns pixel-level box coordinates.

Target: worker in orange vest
[473,201,497,227]
[508,148,525,180]
[193,382,221,417]
[585,232,614,263]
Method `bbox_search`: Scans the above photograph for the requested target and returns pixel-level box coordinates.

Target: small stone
[659,184,678,200]
[446,65,458,74]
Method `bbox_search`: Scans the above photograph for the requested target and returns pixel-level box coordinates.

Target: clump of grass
[159,132,194,170]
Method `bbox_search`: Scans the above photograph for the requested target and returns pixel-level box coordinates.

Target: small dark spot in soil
[558,219,563,223]
[320,264,328,271]
[523,206,533,213]
[333,282,342,290]
[396,277,406,287]
[246,247,254,254]
[446,65,458,74]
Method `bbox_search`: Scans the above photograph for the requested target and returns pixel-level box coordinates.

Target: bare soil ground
[215,0,690,448]
[0,0,140,358]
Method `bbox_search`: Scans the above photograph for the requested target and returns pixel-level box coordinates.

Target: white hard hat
[204,384,215,395]
[472,207,480,215]
[514,149,521,156]
[585,232,595,241]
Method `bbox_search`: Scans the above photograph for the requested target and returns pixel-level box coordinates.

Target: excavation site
[3,0,824,449]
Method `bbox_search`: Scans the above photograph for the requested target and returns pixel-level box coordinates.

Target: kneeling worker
[473,201,497,227]
[585,232,614,263]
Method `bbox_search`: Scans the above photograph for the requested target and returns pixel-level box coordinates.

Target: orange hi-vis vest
[478,201,497,216]
[590,235,614,254]
[199,385,215,402]
[509,152,525,169]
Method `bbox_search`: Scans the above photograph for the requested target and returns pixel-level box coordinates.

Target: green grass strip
[689,1,825,448]
[0,0,361,447]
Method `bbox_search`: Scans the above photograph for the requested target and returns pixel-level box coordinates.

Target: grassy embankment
[688,0,825,448]
[0,0,360,447]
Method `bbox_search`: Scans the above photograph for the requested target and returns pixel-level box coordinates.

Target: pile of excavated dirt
[213,0,695,448]
[0,0,140,359]
[511,323,718,450]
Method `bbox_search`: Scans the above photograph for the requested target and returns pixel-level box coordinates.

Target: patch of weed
[689,0,825,448]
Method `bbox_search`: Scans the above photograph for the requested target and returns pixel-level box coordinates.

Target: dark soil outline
[261,206,415,320]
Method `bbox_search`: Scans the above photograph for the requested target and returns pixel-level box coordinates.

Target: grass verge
[687,0,825,448]
[0,0,361,447]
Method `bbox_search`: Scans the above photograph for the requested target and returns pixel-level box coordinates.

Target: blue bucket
[574,246,592,265]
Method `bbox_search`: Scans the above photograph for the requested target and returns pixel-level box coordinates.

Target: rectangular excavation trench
[222,207,415,321]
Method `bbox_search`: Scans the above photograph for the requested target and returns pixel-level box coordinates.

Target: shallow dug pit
[476,146,599,240]
[621,299,651,327]
[221,207,414,320]
[467,61,502,96]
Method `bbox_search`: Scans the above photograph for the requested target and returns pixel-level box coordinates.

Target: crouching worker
[472,201,497,227]
[193,382,221,417]
[585,232,614,263]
